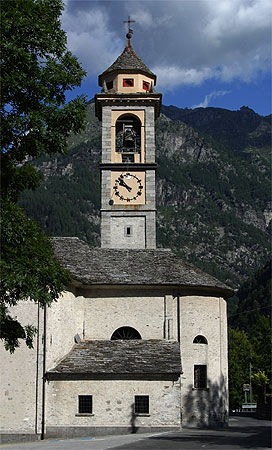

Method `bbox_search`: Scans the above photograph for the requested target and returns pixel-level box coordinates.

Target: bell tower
[95,20,161,249]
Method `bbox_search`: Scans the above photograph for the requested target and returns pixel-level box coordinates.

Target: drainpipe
[41,305,47,440]
[177,296,180,343]
[35,303,40,435]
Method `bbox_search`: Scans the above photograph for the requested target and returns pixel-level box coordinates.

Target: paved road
[1,415,271,450]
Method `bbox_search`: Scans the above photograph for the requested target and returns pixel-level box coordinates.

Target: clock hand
[118,177,132,192]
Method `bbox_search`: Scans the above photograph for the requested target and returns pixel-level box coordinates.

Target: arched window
[193,335,208,344]
[111,326,142,340]
[115,115,141,162]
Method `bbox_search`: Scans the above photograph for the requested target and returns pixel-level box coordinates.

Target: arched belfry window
[193,335,208,344]
[115,115,141,163]
[111,326,142,340]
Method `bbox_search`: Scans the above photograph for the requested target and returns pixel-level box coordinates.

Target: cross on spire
[123,15,135,47]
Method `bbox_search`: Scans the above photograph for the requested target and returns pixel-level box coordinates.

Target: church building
[0,26,233,443]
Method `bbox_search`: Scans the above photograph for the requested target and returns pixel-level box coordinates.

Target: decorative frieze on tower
[95,24,162,249]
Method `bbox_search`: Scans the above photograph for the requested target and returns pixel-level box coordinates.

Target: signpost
[242,383,256,411]
[243,384,250,404]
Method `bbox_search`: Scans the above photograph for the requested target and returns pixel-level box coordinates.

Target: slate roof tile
[99,46,156,84]
[47,340,181,376]
[53,237,233,297]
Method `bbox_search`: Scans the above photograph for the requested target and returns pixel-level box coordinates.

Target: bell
[124,131,134,142]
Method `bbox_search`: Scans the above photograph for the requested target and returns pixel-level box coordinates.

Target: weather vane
[123,15,135,47]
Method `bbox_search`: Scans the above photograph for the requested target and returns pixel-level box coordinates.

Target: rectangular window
[134,395,149,414]
[143,81,150,91]
[78,395,92,414]
[106,80,113,90]
[194,365,207,389]
[125,225,133,237]
[123,78,134,87]
[122,154,134,163]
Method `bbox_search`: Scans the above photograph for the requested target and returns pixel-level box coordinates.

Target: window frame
[77,395,93,415]
[111,326,142,340]
[106,80,113,90]
[124,225,133,237]
[193,335,208,344]
[134,395,150,415]
[123,78,134,87]
[142,80,150,91]
[194,365,208,390]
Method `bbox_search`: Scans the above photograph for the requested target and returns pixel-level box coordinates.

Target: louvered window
[123,78,134,87]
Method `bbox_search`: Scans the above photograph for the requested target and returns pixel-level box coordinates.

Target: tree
[1,0,87,351]
[251,316,272,379]
[228,261,271,396]
[0,201,70,352]
[228,328,252,410]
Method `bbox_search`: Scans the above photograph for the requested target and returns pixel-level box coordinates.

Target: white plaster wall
[46,289,165,354]
[0,289,228,435]
[46,379,181,428]
[179,295,228,425]
[46,291,84,368]
[0,302,42,434]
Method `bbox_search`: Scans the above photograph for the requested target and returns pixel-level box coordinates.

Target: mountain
[20,103,271,288]
[161,105,271,154]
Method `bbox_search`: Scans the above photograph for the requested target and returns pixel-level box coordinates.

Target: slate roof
[98,45,156,85]
[47,340,181,378]
[53,237,233,297]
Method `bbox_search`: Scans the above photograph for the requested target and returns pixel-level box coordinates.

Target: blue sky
[62,0,271,116]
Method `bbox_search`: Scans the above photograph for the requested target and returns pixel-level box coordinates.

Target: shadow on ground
[150,424,271,449]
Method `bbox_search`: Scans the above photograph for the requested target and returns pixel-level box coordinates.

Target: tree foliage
[1,0,87,200]
[228,261,271,408]
[0,201,70,352]
[0,0,87,351]
[228,328,252,410]
[228,260,271,332]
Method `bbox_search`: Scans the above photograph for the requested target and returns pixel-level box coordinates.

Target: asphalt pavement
[1,414,271,450]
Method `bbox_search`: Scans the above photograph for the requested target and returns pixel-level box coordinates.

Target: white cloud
[61,0,271,88]
[153,66,215,90]
[61,5,123,75]
[192,90,231,109]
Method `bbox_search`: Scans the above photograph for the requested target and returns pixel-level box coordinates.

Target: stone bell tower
[95,21,162,249]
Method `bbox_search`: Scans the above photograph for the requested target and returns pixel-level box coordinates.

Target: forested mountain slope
[228,259,271,331]
[21,102,271,287]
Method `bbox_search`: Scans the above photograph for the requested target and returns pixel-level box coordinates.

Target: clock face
[111,171,145,205]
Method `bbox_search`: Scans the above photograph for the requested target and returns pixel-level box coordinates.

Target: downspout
[177,296,180,343]
[41,304,47,440]
[35,303,40,435]
[177,295,182,428]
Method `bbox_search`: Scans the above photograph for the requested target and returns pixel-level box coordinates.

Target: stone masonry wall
[179,295,228,426]
[46,379,181,435]
[100,104,156,249]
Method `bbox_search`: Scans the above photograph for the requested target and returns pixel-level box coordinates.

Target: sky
[62,0,271,116]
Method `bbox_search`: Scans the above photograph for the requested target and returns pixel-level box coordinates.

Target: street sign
[243,384,250,391]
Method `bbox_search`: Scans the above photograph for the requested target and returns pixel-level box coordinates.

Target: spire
[123,15,135,48]
[98,15,157,87]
